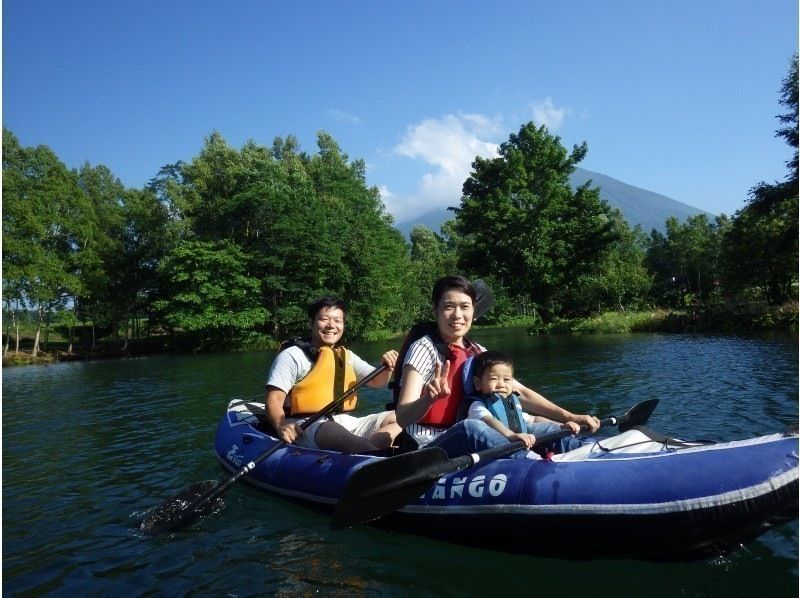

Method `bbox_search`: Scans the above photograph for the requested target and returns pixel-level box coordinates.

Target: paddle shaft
[445,411,646,470]
[192,364,389,508]
[434,399,660,473]
[332,399,658,528]
[212,279,489,507]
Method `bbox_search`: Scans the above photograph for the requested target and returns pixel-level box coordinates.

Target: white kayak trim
[397,466,799,517]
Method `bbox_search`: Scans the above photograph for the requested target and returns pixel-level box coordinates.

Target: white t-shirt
[468,398,536,424]
[264,345,385,449]
[467,400,493,420]
[265,345,375,396]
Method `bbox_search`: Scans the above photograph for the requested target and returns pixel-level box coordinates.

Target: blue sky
[3,1,797,223]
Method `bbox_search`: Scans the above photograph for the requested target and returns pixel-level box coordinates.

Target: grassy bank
[534,302,798,335]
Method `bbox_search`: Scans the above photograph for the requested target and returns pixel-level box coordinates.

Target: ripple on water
[2,335,797,595]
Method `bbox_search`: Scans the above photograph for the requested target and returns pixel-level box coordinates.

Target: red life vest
[419,340,482,427]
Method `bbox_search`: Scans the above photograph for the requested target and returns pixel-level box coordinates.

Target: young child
[467,350,582,456]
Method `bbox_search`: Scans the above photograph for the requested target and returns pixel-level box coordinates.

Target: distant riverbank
[534,303,798,335]
[4,303,796,368]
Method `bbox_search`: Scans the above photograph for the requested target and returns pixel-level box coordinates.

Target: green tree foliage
[109,187,177,347]
[646,215,729,306]
[453,122,621,319]
[2,129,93,355]
[154,240,268,348]
[304,132,412,338]
[720,55,798,305]
[721,201,797,304]
[151,130,412,340]
[571,218,652,313]
[407,225,459,321]
[9,62,798,358]
[74,163,126,342]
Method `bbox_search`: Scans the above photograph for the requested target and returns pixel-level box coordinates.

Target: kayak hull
[214,400,799,561]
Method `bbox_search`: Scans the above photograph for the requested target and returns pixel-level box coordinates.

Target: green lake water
[2,329,797,596]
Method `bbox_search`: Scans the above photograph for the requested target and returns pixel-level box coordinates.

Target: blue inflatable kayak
[214,399,798,561]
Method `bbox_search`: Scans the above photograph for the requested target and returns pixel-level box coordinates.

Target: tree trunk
[3,306,10,356]
[32,306,43,357]
[122,318,129,351]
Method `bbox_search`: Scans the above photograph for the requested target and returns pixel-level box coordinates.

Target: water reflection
[2,331,797,595]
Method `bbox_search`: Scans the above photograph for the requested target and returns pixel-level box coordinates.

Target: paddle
[471,279,495,321]
[331,398,659,530]
[140,363,389,535]
[141,278,495,534]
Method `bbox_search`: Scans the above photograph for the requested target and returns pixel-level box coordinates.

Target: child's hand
[508,432,536,448]
[560,421,581,435]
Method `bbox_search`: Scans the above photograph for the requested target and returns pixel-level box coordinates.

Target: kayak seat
[226,399,278,435]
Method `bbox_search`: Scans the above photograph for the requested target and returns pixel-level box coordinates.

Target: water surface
[3,331,797,596]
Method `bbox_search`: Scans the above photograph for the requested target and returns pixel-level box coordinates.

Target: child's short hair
[472,350,514,378]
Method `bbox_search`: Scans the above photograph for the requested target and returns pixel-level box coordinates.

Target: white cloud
[382,101,570,223]
[531,97,566,130]
[386,113,501,222]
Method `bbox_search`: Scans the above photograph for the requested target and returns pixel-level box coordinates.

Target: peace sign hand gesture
[425,360,451,401]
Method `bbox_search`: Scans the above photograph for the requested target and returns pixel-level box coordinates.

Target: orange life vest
[288,345,358,416]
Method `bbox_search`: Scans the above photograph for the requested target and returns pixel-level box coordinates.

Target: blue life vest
[473,392,527,433]
[462,355,527,433]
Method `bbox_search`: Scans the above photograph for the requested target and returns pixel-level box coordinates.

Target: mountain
[569,168,712,233]
[394,167,712,238]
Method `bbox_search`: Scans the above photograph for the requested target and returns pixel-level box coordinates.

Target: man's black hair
[307,296,347,320]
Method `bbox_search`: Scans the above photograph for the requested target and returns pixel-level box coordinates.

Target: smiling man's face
[310,306,345,348]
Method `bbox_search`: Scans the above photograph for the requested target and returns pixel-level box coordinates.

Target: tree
[304,132,412,337]
[721,55,798,304]
[646,215,728,306]
[571,218,652,313]
[74,163,126,346]
[154,240,268,349]
[2,129,92,355]
[453,122,619,320]
[107,187,177,348]
[165,130,413,340]
[721,201,797,304]
[407,225,459,321]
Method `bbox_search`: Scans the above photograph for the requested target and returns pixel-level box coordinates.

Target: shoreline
[4,305,796,369]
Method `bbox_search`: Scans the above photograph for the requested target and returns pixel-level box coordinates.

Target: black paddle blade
[618,398,659,432]
[472,279,495,321]
[332,447,449,530]
[139,480,224,535]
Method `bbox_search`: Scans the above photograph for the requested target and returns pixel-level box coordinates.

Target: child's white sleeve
[468,400,492,420]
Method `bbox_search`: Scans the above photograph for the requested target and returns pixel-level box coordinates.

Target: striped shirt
[402,334,486,447]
